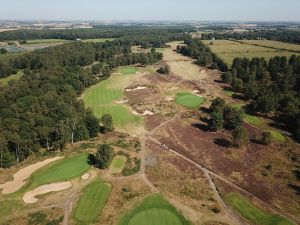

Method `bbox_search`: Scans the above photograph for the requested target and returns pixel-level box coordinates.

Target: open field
[118,194,192,225]
[239,40,300,52]
[175,92,205,109]
[202,40,300,66]
[74,181,111,223]
[27,154,90,188]
[110,155,127,174]
[26,39,69,44]
[83,38,115,43]
[0,70,23,85]
[226,193,295,225]
[83,69,142,130]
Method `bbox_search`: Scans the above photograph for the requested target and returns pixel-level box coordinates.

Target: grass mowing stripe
[28,154,90,188]
[74,181,111,222]
[226,193,295,225]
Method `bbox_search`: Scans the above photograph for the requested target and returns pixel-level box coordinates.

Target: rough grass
[269,131,286,142]
[202,40,299,66]
[110,155,127,174]
[175,92,204,109]
[0,70,23,85]
[83,73,142,129]
[28,154,90,188]
[118,194,192,225]
[0,199,23,222]
[74,181,111,223]
[240,40,300,52]
[226,193,295,225]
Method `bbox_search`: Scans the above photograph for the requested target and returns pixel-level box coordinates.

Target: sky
[1,0,300,21]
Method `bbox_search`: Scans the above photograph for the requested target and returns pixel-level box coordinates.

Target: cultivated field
[202,40,300,65]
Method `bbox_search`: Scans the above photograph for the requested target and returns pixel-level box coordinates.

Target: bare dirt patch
[0,156,63,194]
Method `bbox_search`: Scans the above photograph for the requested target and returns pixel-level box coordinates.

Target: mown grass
[119,66,138,75]
[83,73,142,129]
[83,38,115,43]
[118,194,192,225]
[26,39,69,44]
[27,154,90,188]
[110,155,127,174]
[0,70,23,85]
[175,92,205,109]
[74,181,111,223]
[244,114,263,127]
[226,193,295,225]
[269,130,286,142]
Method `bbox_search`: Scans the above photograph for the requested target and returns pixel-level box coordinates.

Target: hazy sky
[1,0,300,21]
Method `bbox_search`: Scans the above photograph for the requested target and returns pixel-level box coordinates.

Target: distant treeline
[200,30,300,44]
[0,38,163,168]
[0,25,195,41]
[222,55,300,140]
[177,36,228,72]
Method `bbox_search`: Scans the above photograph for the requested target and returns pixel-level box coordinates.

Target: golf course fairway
[118,194,192,225]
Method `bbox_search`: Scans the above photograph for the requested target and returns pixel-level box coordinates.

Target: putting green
[175,93,204,109]
[110,155,127,174]
[118,194,192,225]
[226,193,295,225]
[74,181,111,222]
[28,154,90,188]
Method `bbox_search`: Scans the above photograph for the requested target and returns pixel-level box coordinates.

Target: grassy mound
[74,181,111,223]
[29,154,90,188]
[110,155,127,174]
[226,193,295,225]
[175,93,204,109]
[118,194,192,225]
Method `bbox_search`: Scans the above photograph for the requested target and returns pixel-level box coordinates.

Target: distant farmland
[202,40,300,66]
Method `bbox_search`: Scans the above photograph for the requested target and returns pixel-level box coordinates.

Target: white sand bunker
[81,173,90,180]
[166,97,174,101]
[0,156,63,194]
[193,90,200,94]
[115,99,128,104]
[132,110,154,116]
[125,86,148,92]
[23,181,72,204]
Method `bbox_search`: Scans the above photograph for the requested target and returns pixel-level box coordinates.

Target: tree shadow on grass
[87,154,96,166]
[214,138,231,148]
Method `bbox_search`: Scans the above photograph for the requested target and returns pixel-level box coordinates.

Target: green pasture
[226,193,295,225]
[74,181,111,223]
[175,92,205,109]
[28,154,90,188]
[110,155,127,174]
[118,194,192,225]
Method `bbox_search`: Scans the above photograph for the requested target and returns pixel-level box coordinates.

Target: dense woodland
[0,39,163,168]
[222,55,300,141]
[0,26,194,41]
[177,36,228,72]
[200,30,300,44]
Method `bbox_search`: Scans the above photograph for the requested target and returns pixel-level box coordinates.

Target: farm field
[0,70,23,85]
[74,181,111,223]
[225,193,295,225]
[202,40,300,66]
[27,154,90,188]
[118,194,192,225]
[175,92,205,109]
[110,156,127,174]
[82,67,142,131]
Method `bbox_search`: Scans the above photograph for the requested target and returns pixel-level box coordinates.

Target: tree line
[0,25,194,41]
[200,29,300,44]
[221,55,300,141]
[176,36,228,72]
[0,40,163,168]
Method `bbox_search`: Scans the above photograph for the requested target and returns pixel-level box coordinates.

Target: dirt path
[147,136,298,224]
[0,156,63,194]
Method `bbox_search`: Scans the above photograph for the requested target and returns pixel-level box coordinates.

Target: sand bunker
[115,99,128,104]
[125,86,148,92]
[81,173,90,180]
[166,97,174,101]
[0,156,63,194]
[132,110,154,116]
[23,181,72,204]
